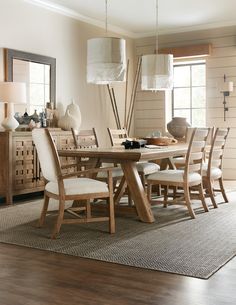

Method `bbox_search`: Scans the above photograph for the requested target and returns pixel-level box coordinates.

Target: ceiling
[25,0,236,38]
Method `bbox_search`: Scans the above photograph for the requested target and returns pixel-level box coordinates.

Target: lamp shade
[87,37,126,84]
[220,81,234,93]
[0,82,26,131]
[141,54,174,91]
[0,82,26,104]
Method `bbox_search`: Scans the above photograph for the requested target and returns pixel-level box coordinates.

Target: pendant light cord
[105,0,108,35]
[155,0,159,54]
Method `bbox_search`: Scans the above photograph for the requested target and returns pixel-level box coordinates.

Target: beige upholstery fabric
[136,162,160,175]
[172,156,186,165]
[97,167,123,178]
[45,178,108,196]
[202,163,222,179]
[148,170,202,184]
[32,129,58,182]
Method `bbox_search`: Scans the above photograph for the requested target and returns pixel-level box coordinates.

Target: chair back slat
[207,127,230,174]
[108,128,128,147]
[211,159,221,167]
[72,128,98,149]
[184,128,210,179]
[216,129,229,137]
[32,129,60,182]
[189,151,204,162]
[214,140,226,147]
[189,163,202,173]
[71,128,99,170]
[211,149,223,159]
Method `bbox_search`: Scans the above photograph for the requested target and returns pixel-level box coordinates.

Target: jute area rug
[0,191,236,279]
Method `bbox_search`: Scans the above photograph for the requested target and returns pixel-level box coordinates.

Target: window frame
[172,60,206,126]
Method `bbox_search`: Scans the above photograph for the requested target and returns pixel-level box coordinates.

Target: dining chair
[173,126,215,168]
[202,127,230,208]
[147,128,210,218]
[107,128,160,188]
[71,127,123,183]
[32,128,115,239]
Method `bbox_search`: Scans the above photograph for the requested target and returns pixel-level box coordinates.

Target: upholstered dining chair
[147,128,210,218]
[202,127,230,208]
[71,127,123,183]
[173,126,215,168]
[32,128,115,239]
[107,128,160,188]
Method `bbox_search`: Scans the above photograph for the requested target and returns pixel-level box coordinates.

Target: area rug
[0,191,236,279]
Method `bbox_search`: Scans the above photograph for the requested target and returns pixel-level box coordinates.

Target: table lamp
[0,82,26,131]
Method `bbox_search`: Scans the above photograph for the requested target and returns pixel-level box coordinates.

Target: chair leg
[86,199,91,218]
[206,179,218,208]
[108,196,115,234]
[114,177,127,206]
[163,185,168,208]
[183,185,196,219]
[140,173,146,192]
[197,183,209,212]
[37,194,49,228]
[147,183,152,202]
[219,177,229,203]
[51,199,65,239]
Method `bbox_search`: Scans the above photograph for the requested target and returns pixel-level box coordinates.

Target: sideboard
[0,129,75,204]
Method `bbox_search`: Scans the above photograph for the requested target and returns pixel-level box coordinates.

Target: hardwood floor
[1,180,236,305]
[0,243,235,305]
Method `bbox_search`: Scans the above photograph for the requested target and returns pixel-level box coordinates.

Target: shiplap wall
[134,26,236,179]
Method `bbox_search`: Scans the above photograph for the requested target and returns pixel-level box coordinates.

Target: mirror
[4,48,56,116]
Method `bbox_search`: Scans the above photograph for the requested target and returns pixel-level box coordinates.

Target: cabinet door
[12,136,36,191]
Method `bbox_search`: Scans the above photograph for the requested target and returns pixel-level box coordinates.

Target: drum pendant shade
[141,54,173,90]
[141,0,173,91]
[87,37,126,84]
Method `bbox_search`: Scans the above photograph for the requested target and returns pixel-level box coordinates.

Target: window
[172,61,206,127]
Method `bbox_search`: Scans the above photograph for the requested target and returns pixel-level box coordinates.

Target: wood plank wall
[134,26,236,179]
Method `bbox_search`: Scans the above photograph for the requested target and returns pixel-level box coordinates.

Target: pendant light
[87,0,126,84]
[141,0,173,91]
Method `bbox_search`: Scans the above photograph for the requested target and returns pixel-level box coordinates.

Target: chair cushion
[172,156,186,165]
[202,163,222,179]
[97,167,123,179]
[136,162,160,175]
[45,178,109,196]
[147,169,202,185]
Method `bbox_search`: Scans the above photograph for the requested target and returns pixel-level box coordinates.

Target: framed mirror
[4,48,56,116]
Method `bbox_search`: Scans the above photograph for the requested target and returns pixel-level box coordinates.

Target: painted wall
[0,0,135,146]
[134,26,236,179]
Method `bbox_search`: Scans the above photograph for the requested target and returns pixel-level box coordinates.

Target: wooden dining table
[58,144,188,224]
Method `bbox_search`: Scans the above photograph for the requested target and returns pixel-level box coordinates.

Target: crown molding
[24,0,236,39]
[24,0,134,38]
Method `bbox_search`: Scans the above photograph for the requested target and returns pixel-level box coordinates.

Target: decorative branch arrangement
[106,57,142,134]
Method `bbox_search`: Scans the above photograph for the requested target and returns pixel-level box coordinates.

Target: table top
[58,144,188,163]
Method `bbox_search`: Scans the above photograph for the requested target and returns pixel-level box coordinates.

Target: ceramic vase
[167,117,190,139]
[58,100,82,131]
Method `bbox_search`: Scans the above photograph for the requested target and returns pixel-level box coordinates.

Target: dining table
[58,143,188,224]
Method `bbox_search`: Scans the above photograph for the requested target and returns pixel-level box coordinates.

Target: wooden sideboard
[0,129,75,204]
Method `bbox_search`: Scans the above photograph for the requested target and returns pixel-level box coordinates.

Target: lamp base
[1,116,19,131]
[1,102,19,131]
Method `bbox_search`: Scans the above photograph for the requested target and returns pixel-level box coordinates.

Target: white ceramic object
[67,99,82,126]
[58,100,82,131]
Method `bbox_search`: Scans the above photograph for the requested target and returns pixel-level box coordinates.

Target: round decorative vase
[67,99,81,125]
[167,117,190,139]
[58,109,80,131]
[58,100,82,131]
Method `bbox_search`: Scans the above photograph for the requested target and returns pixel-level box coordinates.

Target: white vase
[67,100,81,126]
[58,109,79,131]
[58,100,82,131]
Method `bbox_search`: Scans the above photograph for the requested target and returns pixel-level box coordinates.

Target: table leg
[121,162,155,223]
